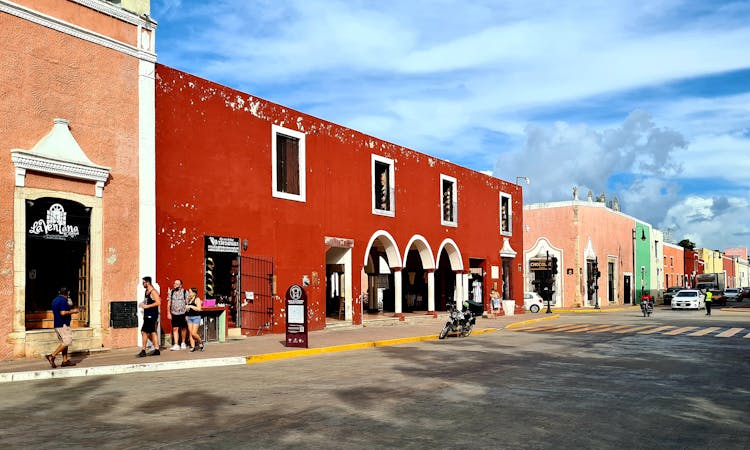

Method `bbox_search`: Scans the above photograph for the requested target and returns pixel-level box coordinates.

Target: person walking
[138,276,161,357]
[46,287,80,368]
[705,290,712,316]
[168,279,189,350]
[185,287,205,352]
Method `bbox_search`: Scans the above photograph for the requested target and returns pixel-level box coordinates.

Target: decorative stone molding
[71,0,157,29]
[11,119,111,198]
[499,237,517,258]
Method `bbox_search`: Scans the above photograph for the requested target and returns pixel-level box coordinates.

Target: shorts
[186,315,201,325]
[171,314,187,328]
[55,325,73,346]
[141,316,158,334]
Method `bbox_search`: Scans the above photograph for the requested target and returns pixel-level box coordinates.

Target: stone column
[426,269,436,312]
[393,268,403,315]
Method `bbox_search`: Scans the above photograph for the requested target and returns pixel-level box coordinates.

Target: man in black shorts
[168,279,189,350]
[138,276,161,357]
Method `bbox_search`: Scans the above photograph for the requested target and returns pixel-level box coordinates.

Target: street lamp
[516,176,530,186]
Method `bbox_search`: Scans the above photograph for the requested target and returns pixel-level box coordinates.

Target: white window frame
[500,192,513,236]
[271,124,306,202]
[371,154,395,217]
[440,174,458,227]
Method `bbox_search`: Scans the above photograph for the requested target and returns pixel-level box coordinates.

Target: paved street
[0,309,748,449]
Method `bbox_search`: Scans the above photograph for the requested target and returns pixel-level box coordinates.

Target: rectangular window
[500,193,512,235]
[440,174,457,226]
[372,155,395,216]
[272,124,306,202]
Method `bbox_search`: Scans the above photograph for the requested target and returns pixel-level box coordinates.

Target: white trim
[138,59,156,346]
[0,0,157,62]
[499,237,517,258]
[271,124,306,202]
[70,0,157,29]
[362,230,402,268]
[371,154,395,217]
[500,192,513,236]
[436,238,464,271]
[403,234,436,270]
[439,174,458,227]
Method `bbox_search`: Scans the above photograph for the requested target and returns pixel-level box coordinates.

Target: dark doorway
[624,275,632,304]
[25,198,91,329]
[434,250,455,311]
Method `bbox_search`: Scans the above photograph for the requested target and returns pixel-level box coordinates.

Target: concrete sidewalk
[1,312,565,383]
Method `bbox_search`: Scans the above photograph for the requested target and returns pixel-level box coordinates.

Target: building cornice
[0,0,157,62]
[70,0,156,29]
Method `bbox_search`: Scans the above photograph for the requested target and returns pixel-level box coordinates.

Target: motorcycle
[640,298,654,317]
[439,302,477,339]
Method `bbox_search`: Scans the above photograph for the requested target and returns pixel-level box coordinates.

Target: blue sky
[152,0,750,251]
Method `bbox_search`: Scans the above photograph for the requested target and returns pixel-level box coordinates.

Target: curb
[246,328,500,364]
[0,328,503,383]
[553,306,640,314]
[0,356,247,383]
[506,314,560,329]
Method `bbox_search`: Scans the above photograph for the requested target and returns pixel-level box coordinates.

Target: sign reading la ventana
[26,198,90,242]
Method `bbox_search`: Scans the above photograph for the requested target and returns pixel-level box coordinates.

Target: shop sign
[205,236,240,254]
[529,259,552,271]
[285,284,308,348]
[26,199,90,242]
[325,236,354,248]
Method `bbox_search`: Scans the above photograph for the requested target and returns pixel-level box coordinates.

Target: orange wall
[663,244,685,287]
[0,3,143,356]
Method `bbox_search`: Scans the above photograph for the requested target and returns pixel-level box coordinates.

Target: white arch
[362,230,403,268]
[436,238,464,271]
[524,237,564,307]
[403,234,436,270]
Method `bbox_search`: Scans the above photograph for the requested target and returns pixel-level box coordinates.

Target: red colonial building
[154,65,524,335]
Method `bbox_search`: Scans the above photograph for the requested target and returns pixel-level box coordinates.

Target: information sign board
[285,284,308,348]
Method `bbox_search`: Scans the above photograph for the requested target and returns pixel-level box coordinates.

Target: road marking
[549,324,598,332]
[612,325,657,334]
[521,323,589,332]
[745,332,750,339]
[687,327,721,336]
[589,325,632,333]
[565,324,618,333]
[663,326,699,336]
[715,327,745,338]
[638,326,675,334]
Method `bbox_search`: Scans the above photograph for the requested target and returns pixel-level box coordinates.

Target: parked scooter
[439,302,477,339]
[640,295,654,317]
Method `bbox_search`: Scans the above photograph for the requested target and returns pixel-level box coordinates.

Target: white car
[671,290,705,310]
[724,288,741,300]
[524,291,544,313]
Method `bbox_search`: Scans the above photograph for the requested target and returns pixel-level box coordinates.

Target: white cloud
[662,195,750,249]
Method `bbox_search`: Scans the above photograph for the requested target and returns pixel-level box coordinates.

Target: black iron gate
[239,255,274,335]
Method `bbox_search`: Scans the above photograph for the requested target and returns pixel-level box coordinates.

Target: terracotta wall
[155,65,524,332]
[0,1,143,356]
[663,243,685,288]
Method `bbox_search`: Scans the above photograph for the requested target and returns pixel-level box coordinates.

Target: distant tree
[677,239,696,250]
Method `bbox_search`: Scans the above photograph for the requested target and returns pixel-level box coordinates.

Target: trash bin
[502,300,515,316]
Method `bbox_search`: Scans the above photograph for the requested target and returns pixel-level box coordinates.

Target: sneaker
[46,354,57,368]
[180,343,187,350]
[148,349,160,356]
[170,344,180,351]
[137,349,147,357]
[61,360,76,367]
[189,347,196,352]
[199,343,205,352]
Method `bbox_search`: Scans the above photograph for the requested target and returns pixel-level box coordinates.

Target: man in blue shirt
[46,287,80,368]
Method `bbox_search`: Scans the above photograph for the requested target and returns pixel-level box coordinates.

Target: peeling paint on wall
[106,247,117,265]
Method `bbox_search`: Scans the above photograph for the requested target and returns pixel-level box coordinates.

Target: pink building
[524,199,636,308]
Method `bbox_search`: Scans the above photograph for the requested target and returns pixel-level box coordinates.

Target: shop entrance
[24,198,91,329]
[204,236,240,326]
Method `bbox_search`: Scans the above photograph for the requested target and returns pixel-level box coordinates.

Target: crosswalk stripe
[745,332,750,339]
[566,324,618,333]
[613,325,656,334]
[533,324,591,332]
[687,327,721,336]
[663,326,699,336]
[515,323,567,332]
[716,328,745,338]
[638,326,675,334]
[589,325,632,333]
